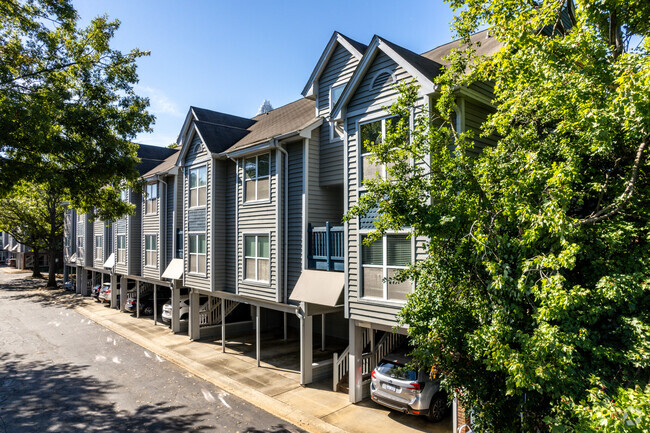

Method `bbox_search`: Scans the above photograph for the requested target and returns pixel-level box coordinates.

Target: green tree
[0,0,154,220]
[0,180,64,286]
[348,1,650,430]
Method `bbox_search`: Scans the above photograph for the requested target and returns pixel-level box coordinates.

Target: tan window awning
[3,245,9,250]
[11,245,19,252]
[162,258,184,280]
[289,270,344,307]
[103,253,115,269]
[69,253,77,263]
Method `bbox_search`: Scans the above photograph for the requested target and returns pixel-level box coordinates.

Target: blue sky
[75,1,458,147]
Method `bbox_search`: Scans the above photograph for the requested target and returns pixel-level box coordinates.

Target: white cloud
[137,86,183,118]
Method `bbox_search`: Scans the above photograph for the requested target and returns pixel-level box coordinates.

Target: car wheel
[427,393,448,423]
[143,306,154,316]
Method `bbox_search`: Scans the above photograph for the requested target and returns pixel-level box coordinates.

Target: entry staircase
[200,298,239,328]
[332,329,404,392]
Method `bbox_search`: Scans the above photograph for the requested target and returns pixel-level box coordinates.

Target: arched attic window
[190,133,202,154]
[371,69,395,90]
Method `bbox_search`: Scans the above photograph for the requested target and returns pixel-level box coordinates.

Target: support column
[63,265,69,285]
[349,320,364,403]
[110,273,118,309]
[136,280,140,318]
[321,314,326,351]
[153,284,158,325]
[256,305,261,367]
[75,266,82,294]
[171,281,180,333]
[119,276,127,312]
[221,297,226,353]
[188,289,200,341]
[300,314,313,385]
[283,312,288,341]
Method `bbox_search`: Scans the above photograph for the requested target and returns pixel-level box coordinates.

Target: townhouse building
[62,29,502,429]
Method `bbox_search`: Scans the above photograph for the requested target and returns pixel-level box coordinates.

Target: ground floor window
[244,234,269,282]
[188,233,206,274]
[361,234,412,301]
[117,235,126,264]
[145,234,157,267]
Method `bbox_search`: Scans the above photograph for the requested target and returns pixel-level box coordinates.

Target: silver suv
[370,352,449,422]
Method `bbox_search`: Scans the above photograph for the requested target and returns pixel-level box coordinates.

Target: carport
[118,275,172,325]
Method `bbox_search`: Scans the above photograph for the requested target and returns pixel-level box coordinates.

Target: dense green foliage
[0,0,153,219]
[0,180,63,285]
[348,0,650,430]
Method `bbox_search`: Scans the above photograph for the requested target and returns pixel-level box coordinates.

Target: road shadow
[1,276,89,309]
[0,353,212,432]
[243,426,303,433]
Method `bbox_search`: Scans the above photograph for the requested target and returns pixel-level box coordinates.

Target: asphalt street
[0,268,303,433]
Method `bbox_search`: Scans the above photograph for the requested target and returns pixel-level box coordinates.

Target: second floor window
[95,235,103,261]
[145,234,157,267]
[189,166,207,208]
[244,154,270,202]
[188,233,206,274]
[145,183,158,215]
[77,236,83,249]
[176,229,183,259]
[244,234,269,282]
[120,189,129,202]
[361,234,412,302]
[360,116,408,182]
[117,235,126,264]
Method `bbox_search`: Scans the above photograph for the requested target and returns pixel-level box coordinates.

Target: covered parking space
[117,274,172,326]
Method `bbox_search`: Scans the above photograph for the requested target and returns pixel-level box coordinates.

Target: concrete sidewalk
[69,293,450,433]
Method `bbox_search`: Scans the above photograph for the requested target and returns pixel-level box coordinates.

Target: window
[371,70,394,90]
[189,166,207,207]
[120,189,129,202]
[244,154,270,202]
[117,235,126,264]
[95,235,103,261]
[361,234,412,301]
[359,116,408,182]
[244,234,269,282]
[145,183,158,215]
[145,234,157,267]
[330,83,345,111]
[77,235,83,256]
[176,229,183,259]
[188,234,206,274]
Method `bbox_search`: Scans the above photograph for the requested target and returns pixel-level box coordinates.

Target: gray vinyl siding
[467,81,494,102]
[308,130,344,227]
[84,215,93,266]
[128,190,142,276]
[237,150,277,301]
[184,138,211,292]
[286,142,303,300]
[94,218,104,264]
[175,173,183,259]
[347,51,410,115]
[464,98,498,156]
[142,182,160,279]
[345,51,417,326]
[165,174,175,270]
[224,161,236,292]
[318,43,358,186]
[211,159,228,291]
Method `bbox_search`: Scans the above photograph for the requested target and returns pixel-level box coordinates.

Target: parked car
[91,284,102,299]
[161,294,209,324]
[97,283,113,303]
[125,292,170,316]
[64,280,76,291]
[370,352,449,422]
[6,258,15,267]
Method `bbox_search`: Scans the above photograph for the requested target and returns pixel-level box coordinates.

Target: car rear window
[376,360,417,381]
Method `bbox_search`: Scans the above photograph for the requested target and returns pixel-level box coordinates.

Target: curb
[73,303,347,433]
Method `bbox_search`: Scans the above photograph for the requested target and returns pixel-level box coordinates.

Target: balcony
[308,222,344,272]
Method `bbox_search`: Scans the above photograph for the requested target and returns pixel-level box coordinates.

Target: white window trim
[145,183,158,215]
[188,164,208,209]
[370,68,396,90]
[358,230,415,304]
[187,232,207,276]
[144,234,157,268]
[117,234,126,264]
[242,232,271,285]
[243,153,271,204]
[95,235,103,262]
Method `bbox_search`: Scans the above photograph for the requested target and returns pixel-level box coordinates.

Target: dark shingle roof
[339,33,368,56]
[226,98,316,154]
[379,36,443,84]
[420,29,502,66]
[194,120,251,154]
[190,106,255,130]
[136,144,178,175]
[142,150,180,178]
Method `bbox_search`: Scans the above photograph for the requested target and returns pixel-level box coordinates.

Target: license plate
[382,383,397,392]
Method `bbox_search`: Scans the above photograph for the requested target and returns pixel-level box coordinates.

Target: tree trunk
[47,248,57,287]
[31,251,41,278]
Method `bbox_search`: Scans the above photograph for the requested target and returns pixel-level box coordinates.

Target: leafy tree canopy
[0,0,154,220]
[348,0,650,430]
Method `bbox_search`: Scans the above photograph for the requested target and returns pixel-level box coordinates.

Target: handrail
[309,222,344,271]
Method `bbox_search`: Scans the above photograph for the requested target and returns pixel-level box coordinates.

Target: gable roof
[135,144,178,175]
[142,149,181,179]
[190,106,255,130]
[193,120,251,154]
[420,28,502,65]
[226,98,317,154]
[301,31,367,98]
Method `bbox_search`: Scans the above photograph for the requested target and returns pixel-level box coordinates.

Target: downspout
[272,139,289,304]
